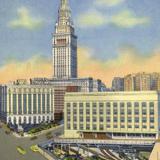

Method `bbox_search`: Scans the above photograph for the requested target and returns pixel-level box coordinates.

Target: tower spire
[58,0,72,26]
[60,0,69,10]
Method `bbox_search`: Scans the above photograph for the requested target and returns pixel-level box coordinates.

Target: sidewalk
[12,125,63,138]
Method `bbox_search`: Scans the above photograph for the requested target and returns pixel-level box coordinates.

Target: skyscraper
[53,0,77,79]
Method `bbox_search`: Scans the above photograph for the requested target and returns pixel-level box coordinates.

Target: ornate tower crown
[57,0,73,27]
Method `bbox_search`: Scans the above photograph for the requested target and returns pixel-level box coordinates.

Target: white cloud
[94,0,125,7]
[77,10,108,28]
[111,10,150,28]
[77,9,150,28]
[8,7,44,30]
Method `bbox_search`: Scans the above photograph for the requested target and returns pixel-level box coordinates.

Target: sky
[0,0,160,86]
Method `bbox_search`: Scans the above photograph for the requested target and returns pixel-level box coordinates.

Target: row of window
[68,109,155,115]
[66,124,155,130]
[9,88,52,93]
[8,115,53,124]
[10,94,52,115]
[67,102,155,108]
[67,116,155,123]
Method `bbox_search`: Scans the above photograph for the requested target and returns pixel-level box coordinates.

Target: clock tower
[53,0,77,79]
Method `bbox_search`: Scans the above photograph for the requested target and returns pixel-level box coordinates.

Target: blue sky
[0,0,160,65]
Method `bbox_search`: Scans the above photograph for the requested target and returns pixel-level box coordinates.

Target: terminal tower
[53,0,77,79]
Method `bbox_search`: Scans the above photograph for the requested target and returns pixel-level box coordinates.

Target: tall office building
[53,0,77,79]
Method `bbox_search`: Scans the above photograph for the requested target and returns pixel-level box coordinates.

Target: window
[135,125,139,129]
[142,110,147,115]
[142,125,147,129]
[80,117,83,122]
[38,94,41,114]
[106,117,110,122]
[73,103,77,108]
[150,117,154,123]
[86,124,90,130]
[93,117,97,122]
[73,116,77,121]
[93,109,97,115]
[67,124,71,130]
[128,125,132,128]
[86,109,90,114]
[33,94,37,114]
[106,125,110,128]
[67,103,70,108]
[106,102,110,108]
[128,110,132,115]
[128,117,132,123]
[135,117,139,123]
[121,117,125,123]
[42,94,45,113]
[142,117,147,123]
[93,103,97,108]
[47,94,50,114]
[134,102,139,107]
[28,94,32,114]
[149,102,154,108]
[135,109,139,115]
[114,117,117,122]
[18,94,22,114]
[86,103,90,108]
[99,103,104,108]
[13,94,17,114]
[100,117,103,122]
[79,103,83,108]
[114,125,118,128]
[127,102,132,107]
[73,124,77,130]
[120,102,124,108]
[93,125,97,130]
[121,125,125,128]
[113,103,118,107]
[100,109,103,115]
[142,102,147,107]
[100,125,104,130]
[86,117,90,122]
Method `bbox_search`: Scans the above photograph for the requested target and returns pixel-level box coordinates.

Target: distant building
[112,77,124,91]
[64,91,160,140]
[123,72,160,91]
[150,73,160,90]
[30,77,106,92]
[124,74,135,91]
[134,72,151,91]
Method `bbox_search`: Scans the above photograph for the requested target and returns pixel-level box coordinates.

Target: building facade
[112,77,124,91]
[123,72,160,91]
[134,72,151,91]
[53,0,77,79]
[0,84,55,126]
[30,77,106,92]
[64,91,160,139]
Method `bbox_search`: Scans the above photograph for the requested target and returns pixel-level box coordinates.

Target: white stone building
[0,84,55,125]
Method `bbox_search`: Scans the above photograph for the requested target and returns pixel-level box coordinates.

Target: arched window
[38,116,41,123]
[29,117,32,124]
[24,117,26,124]
[14,117,17,124]
[19,117,22,125]
[34,116,37,124]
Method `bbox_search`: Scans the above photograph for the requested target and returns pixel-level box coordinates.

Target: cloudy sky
[0,0,160,86]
